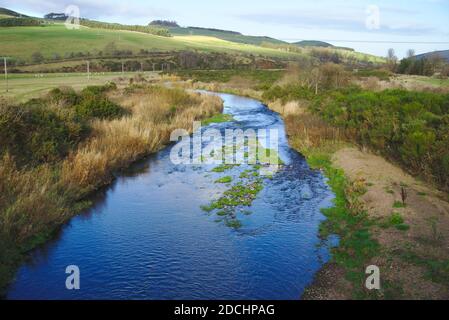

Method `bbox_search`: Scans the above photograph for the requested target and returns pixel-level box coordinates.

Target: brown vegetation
[0,85,223,293]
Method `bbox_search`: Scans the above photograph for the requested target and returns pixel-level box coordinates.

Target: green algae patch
[201,161,279,229]
[215,176,233,184]
[202,113,234,126]
[212,164,240,173]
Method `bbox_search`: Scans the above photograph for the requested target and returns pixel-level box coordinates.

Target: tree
[31,51,44,64]
[44,13,68,20]
[103,42,117,56]
[148,20,179,28]
[427,54,445,76]
[386,48,398,72]
[319,63,348,89]
[406,49,416,59]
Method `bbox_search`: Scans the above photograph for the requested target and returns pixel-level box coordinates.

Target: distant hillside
[414,50,449,62]
[0,7,28,18]
[168,26,286,46]
[0,7,383,67]
[0,8,40,27]
[148,19,284,46]
[293,40,354,51]
[294,40,333,47]
[0,23,302,64]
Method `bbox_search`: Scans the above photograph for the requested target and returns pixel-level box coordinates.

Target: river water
[7,92,335,300]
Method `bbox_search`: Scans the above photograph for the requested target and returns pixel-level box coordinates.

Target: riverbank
[269,99,449,299]
[180,79,449,299]
[0,83,223,295]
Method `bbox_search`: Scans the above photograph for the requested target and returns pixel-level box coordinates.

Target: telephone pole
[86,61,90,81]
[3,57,9,93]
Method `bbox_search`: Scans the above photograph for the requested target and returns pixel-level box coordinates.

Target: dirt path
[304,147,449,300]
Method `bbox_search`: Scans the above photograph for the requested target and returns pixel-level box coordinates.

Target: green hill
[0,7,383,68]
[415,50,449,63]
[0,23,302,63]
[294,40,333,47]
[168,26,286,46]
[293,40,354,51]
[0,7,28,18]
[148,20,285,46]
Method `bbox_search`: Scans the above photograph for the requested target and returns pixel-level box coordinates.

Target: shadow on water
[7,92,336,300]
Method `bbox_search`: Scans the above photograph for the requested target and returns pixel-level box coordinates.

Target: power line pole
[3,57,9,93]
[86,61,90,81]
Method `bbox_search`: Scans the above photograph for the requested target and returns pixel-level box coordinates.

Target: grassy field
[392,74,449,91]
[169,26,285,46]
[0,72,152,101]
[335,48,385,64]
[404,75,449,87]
[0,24,304,62]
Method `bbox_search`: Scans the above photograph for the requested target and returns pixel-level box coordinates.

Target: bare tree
[427,54,445,76]
[406,49,416,59]
[386,48,398,71]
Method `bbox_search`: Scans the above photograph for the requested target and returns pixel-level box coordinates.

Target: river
[7,92,335,300]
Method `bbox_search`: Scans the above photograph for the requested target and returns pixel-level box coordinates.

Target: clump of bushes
[261,76,449,190]
[47,83,122,120]
[0,83,123,167]
[311,87,449,190]
[262,84,314,103]
[74,95,124,120]
[47,87,80,106]
[355,69,392,81]
[0,100,88,166]
[0,17,43,27]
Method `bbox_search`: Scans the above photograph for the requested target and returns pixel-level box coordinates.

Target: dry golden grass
[0,154,71,244]
[284,111,344,152]
[267,100,307,116]
[0,85,223,287]
[61,86,222,193]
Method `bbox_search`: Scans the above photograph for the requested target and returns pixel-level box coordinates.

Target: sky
[2,0,449,58]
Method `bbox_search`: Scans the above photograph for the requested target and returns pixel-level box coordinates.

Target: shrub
[80,83,117,96]
[47,87,80,107]
[310,88,449,190]
[0,101,88,166]
[73,83,125,120]
[31,51,44,64]
[75,95,125,120]
[262,84,314,103]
